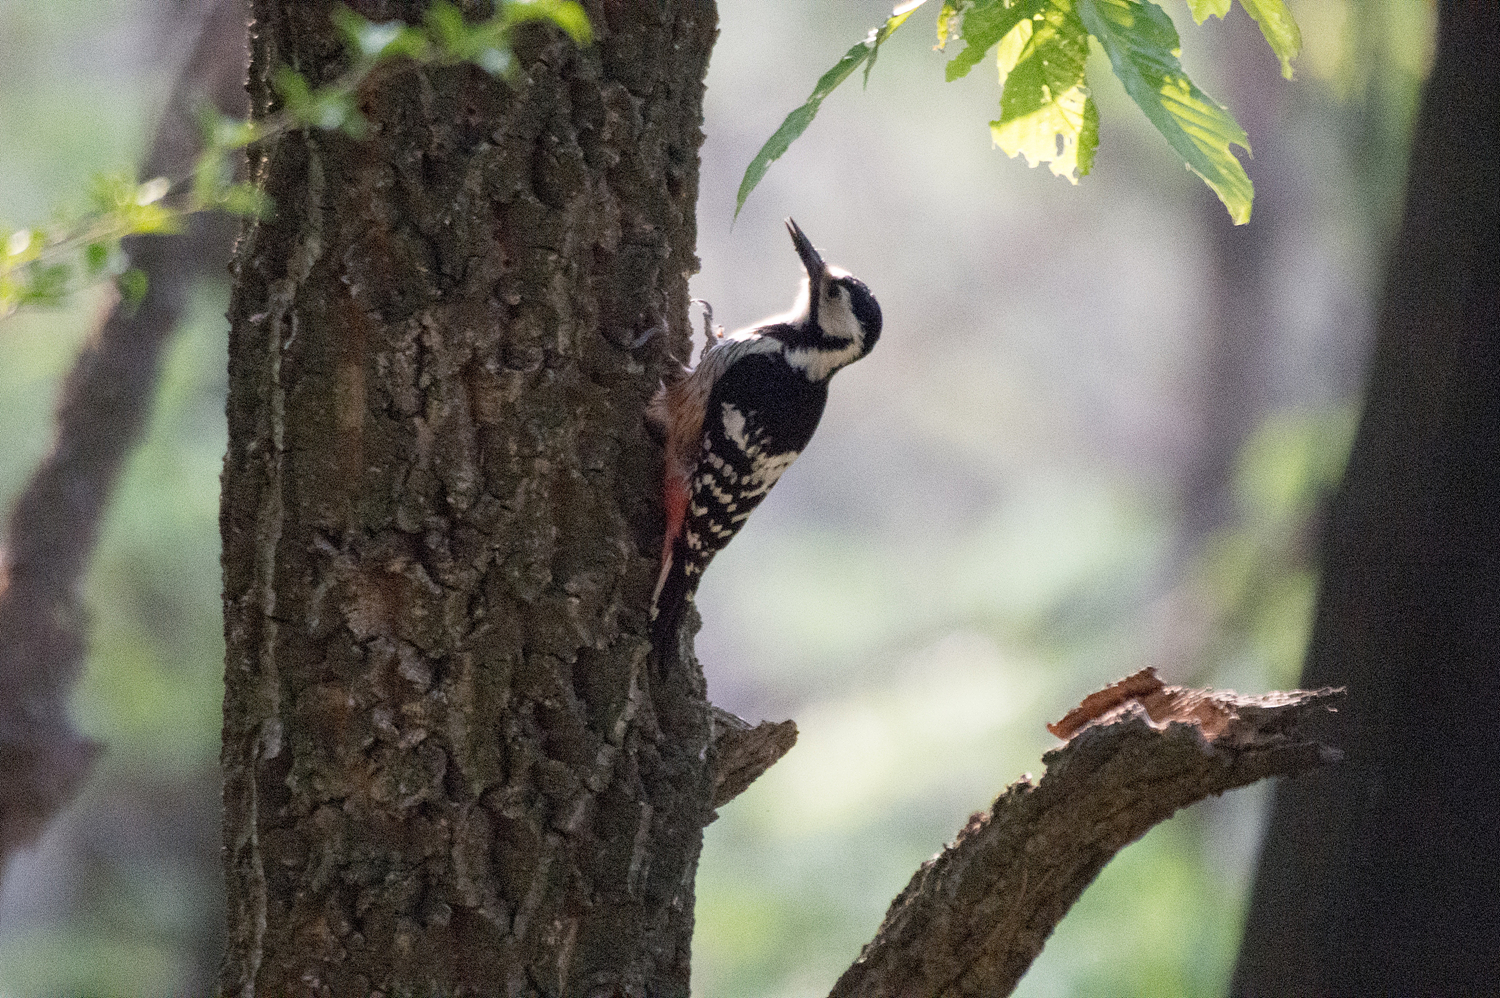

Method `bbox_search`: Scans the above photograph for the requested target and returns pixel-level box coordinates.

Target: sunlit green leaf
[4,228,39,262]
[945,0,1047,81]
[1078,0,1253,223]
[866,1,929,85]
[505,0,593,46]
[337,11,402,57]
[129,204,183,236]
[217,183,273,219]
[479,47,512,74]
[332,8,432,62]
[271,68,366,135]
[135,177,170,206]
[424,1,471,55]
[271,67,314,114]
[936,0,963,47]
[1,0,598,322]
[736,4,922,218]
[87,173,136,214]
[334,104,371,139]
[1182,0,1299,78]
[989,0,1098,182]
[313,93,351,131]
[1238,0,1300,79]
[1182,0,1229,21]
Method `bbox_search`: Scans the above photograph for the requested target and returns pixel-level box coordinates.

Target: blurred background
[0,0,1433,994]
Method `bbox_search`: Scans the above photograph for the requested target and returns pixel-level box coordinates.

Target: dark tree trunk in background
[1177,8,1287,548]
[1231,3,1500,993]
[0,0,243,893]
[218,1,716,993]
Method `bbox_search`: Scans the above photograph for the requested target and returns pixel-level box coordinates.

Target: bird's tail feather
[650,544,692,667]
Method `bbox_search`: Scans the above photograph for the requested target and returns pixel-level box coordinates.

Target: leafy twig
[0,0,591,320]
[736,0,1303,224]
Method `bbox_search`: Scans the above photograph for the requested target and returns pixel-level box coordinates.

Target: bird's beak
[786,218,825,280]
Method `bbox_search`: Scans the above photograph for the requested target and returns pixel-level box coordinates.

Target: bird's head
[781,218,881,379]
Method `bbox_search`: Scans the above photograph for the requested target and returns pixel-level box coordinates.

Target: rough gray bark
[831,670,1342,998]
[217,1,719,993]
[0,0,244,891]
[1231,3,1500,993]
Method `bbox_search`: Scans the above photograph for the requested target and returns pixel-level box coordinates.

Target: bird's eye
[827,284,842,300]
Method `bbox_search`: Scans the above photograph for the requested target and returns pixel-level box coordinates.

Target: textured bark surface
[707,706,796,809]
[1231,4,1500,994]
[830,671,1342,998]
[0,0,245,886]
[218,2,717,994]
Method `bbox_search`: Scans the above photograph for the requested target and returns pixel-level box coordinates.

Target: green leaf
[1238,0,1300,79]
[1182,0,1229,21]
[424,2,471,56]
[472,47,513,74]
[23,262,71,307]
[87,173,137,214]
[1078,0,1253,223]
[945,0,1047,81]
[936,0,963,47]
[3,228,40,263]
[271,68,367,135]
[121,202,184,237]
[218,183,273,219]
[735,3,923,219]
[1181,0,1298,78]
[84,241,111,275]
[79,173,182,236]
[333,8,432,62]
[191,149,230,209]
[865,1,928,86]
[989,0,1098,182]
[504,0,593,46]
[332,101,371,139]
[202,109,261,152]
[116,268,149,311]
[135,177,170,205]
[272,67,314,115]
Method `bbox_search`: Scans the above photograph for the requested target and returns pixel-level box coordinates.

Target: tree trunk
[218,2,717,993]
[1231,3,1500,993]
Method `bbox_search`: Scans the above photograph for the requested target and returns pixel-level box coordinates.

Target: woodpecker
[648,218,882,653]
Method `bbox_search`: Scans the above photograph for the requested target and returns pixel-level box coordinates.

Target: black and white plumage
[647,218,882,653]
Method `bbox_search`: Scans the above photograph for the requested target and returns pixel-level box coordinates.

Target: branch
[709,706,797,809]
[0,0,244,876]
[829,668,1344,998]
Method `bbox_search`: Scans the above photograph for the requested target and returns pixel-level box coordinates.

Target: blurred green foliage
[0,0,589,321]
[75,293,229,772]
